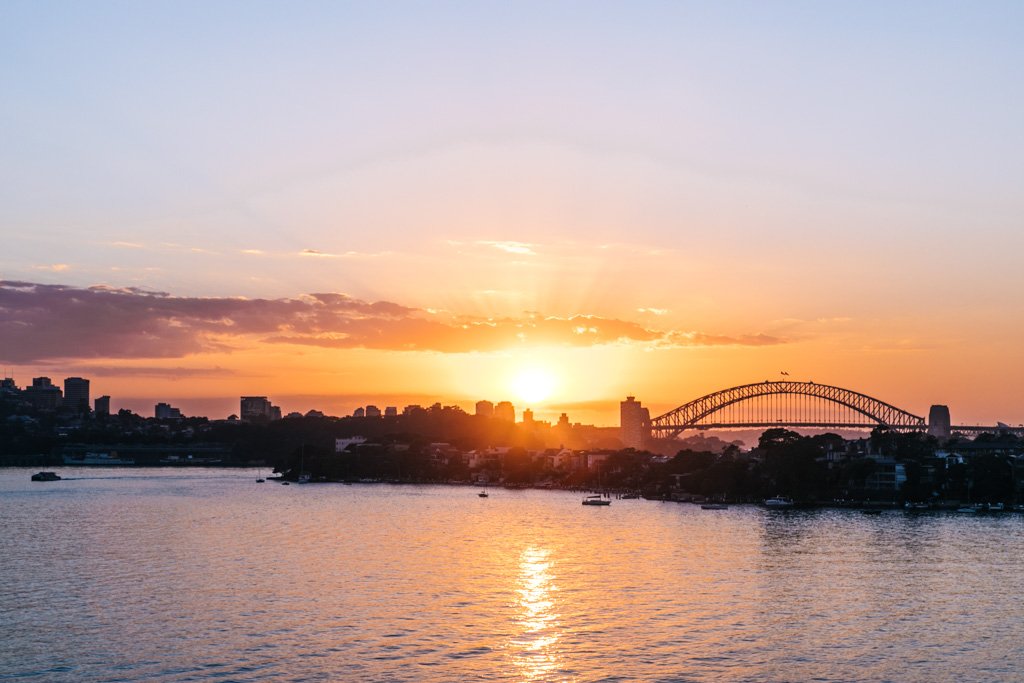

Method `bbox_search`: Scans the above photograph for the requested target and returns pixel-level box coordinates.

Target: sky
[2,1,1023,425]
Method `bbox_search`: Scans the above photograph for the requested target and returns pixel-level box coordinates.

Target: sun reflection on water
[509,546,565,681]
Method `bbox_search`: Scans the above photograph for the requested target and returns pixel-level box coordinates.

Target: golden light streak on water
[509,546,564,681]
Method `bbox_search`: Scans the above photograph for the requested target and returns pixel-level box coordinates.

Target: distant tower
[494,401,515,422]
[63,377,90,414]
[620,396,651,449]
[475,400,494,418]
[25,377,62,410]
[928,405,951,439]
[365,405,382,417]
[155,402,182,419]
[522,408,534,425]
[240,396,278,422]
[353,407,365,418]
[94,395,111,417]
[384,406,398,417]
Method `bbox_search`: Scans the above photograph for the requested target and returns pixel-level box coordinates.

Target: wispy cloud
[0,281,787,363]
[478,240,537,255]
[33,264,70,272]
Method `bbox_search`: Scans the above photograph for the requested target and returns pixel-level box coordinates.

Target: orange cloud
[0,281,786,362]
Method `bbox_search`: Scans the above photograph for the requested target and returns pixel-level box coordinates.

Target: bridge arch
[650,380,925,437]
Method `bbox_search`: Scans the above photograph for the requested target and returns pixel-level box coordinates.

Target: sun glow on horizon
[510,367,557,405]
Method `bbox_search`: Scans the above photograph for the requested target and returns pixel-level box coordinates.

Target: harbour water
[3,468,1023,682]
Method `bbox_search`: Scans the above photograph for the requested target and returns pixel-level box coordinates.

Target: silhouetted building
[353,407,365,418]
[522,408,534,425]
[25,377,62,410]
[155,402,182,419]
[385,406,398,417]
[240,396,279,422]
[928,405,951,439]
[94,395,111,416]
[494,401,515,423]
[365,405,381,417]
[475,400,494,418]
[0,377,18,397]
[620,396,651,449]
[63,377,90,414]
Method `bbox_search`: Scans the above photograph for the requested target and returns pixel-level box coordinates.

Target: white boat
[582,495,611,506]
[764,496,794,508]
[63,452,135,465]
[297,473,311,484]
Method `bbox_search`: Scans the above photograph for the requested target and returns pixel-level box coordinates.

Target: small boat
[904,502,930,510]
[861,509,883,515]
[582,495,611,506]
[956,506,977,513]
[31,471,61,482]
[281,481,291,486]
[478,491,489,498]
[297,473,311,484]
[764,496,794,508]
[621,493,640,499]
[701,503,728,510]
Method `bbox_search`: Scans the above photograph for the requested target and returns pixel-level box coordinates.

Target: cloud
[0,281,787,362]
[68,365,242,379]
[478,240,537,255]
[33,264,71,272]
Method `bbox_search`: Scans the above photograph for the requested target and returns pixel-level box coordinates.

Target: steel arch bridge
[650,381,926,438]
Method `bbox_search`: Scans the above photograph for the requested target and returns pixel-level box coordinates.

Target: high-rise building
[353,407,365,418]
[240,396,279,422]
[94,395,111,416]
[494,401,515,423]
[384,406,398,417]
[25,377,62,410]
[365,405,382,417]
[475,400,494,417]
[928,405,951,439]
[522,408,534,425]
[0,377,19,399]
[63,377,90,414]
[620,396,651,449]
[155,402,183,419]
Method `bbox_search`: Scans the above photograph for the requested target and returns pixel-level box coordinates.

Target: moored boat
[582,494,611,506]
[764,496,794,508]
[701,503,728,510]
[30,471,61,482]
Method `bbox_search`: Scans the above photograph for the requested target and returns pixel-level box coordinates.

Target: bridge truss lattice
[650,381,926,438]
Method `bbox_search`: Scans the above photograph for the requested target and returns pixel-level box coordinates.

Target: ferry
[63,452,135,466]
[582,495,611,506]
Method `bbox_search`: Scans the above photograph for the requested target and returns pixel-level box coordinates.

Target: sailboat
[256,466,265,483]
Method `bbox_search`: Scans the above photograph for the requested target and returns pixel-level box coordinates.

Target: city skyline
[3,2,1024,426]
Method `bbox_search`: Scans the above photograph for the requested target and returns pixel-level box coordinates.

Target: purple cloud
[0,281,785,362]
